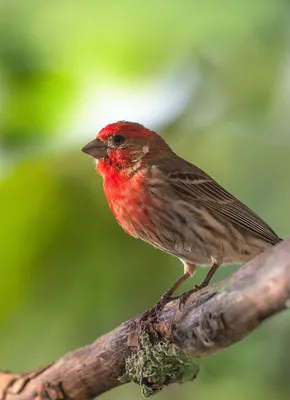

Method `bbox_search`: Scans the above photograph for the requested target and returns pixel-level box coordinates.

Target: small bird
[82,121,281,308]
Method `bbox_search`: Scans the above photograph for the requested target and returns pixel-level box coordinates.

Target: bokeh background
[0,1,290,399]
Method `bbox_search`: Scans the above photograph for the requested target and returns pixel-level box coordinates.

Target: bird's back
[157,155,280,243]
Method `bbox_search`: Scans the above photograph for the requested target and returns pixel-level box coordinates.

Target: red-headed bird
[82,121,281,307]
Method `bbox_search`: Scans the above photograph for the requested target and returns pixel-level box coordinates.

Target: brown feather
[158,156,281,246]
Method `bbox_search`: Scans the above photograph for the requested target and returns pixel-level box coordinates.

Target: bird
[82,121,281,310]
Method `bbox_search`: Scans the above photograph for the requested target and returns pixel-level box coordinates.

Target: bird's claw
[140,294,175,323]
[141,280,209,321]
[178,291,192,311]
[178,284,203,310]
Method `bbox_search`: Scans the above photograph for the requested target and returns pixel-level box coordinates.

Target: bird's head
[82,121,170,177]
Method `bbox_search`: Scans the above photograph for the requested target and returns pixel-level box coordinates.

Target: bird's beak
[82,138,108,159]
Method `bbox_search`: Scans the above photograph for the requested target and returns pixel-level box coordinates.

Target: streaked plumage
[82,121,281,303]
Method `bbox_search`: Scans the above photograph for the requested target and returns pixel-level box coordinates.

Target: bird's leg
[159,271,192,302]
[179,262,220,309]
[140,272,190,322]
[195,262,220,289]
[141,263,196,322]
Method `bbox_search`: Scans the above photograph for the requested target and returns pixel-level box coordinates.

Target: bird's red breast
[101,166,155,237]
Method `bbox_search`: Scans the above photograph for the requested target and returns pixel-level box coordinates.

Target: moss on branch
[119,331,199,397]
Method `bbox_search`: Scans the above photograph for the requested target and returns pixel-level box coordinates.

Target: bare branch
[1,239,290,400]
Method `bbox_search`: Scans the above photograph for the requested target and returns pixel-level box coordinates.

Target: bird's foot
[178,287,198,310]
[178,282,208,310]
[140,294,176,323]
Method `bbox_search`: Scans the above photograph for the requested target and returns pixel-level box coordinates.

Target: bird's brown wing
[161,162,280,245]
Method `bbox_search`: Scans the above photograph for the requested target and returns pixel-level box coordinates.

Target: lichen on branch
[119,330,199,398]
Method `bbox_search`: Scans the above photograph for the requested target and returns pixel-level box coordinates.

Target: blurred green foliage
[0,1,289,399]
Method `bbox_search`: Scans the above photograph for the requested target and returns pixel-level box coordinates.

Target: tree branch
[1,239,290,400]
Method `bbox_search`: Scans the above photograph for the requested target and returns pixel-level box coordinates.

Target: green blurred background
[0,1,289,399]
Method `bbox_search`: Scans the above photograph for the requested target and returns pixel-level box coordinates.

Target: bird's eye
[112,134,125,146]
